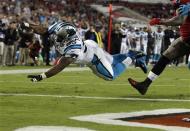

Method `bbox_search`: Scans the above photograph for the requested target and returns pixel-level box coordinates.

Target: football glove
[178,4,190,16]
[27,75,43,82]
[149,18,161,26]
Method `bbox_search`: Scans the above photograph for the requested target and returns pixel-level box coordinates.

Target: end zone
[71,109,190,131]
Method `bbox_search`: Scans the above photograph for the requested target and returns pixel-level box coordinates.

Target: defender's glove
[178,4,190,16]
[28,75,43,82]
[149,18,161,26]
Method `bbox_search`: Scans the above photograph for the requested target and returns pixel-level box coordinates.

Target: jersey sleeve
[63,44,82,59]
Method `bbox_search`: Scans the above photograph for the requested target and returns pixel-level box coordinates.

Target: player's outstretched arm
[27,57,75,82]
[22,22,48,35]
[149,13,187,26]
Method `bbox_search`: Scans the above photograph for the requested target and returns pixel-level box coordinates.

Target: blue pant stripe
[92,55,113,79]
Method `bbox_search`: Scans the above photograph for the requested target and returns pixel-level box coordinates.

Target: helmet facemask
[49,25,77,54]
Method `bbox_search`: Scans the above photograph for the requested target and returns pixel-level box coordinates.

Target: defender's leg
[128,37,190,95]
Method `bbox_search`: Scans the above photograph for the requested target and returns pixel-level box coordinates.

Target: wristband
[41,73,47,79]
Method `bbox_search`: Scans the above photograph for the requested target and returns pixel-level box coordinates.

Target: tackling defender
[178,2,190,69]
[26,21,147,82]
[128,0,190,95]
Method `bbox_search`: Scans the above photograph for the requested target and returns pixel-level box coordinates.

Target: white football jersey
[141,31,148,45]
[153,31,164,55]
[58,38,114,80]
[47,21,131,80]
[154,31,164,45]
[134,32,141,51]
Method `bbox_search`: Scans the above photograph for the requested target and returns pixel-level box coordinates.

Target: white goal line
[0,93,189,102]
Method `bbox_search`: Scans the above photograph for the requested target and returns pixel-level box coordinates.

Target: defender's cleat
[135,57,148,74]
[128,78,150,95]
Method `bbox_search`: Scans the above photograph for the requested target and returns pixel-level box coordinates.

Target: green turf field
[0,66,190,131]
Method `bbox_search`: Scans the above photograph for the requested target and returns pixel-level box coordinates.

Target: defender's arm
[21,21,48,35]
[149,13,187,26]
[159,15,186,26]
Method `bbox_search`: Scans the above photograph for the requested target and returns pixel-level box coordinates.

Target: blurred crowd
[125,2,174,19]
[0,0,189,67]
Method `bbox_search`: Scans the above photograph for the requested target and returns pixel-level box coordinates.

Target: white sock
[148,71,158,81]
[122,57,132,67]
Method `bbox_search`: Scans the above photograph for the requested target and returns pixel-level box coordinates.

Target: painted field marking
[71,109,190,131]
[0,80,179,87]
[0,93,189,102]
[0,67,90,74]
[15,126,94,131]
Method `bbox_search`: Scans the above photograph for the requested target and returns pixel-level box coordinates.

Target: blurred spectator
[41,32,51,66]
[141,27,148,55]
[0,21,6,65]
[23,6,31,21]
[28,34,42,66]
[163,26,174,52]
[77,21,89,40]
[85,25,97,42]
[152,26,164,64]
[146,28,154,64]
[110,23,125,54]
[120,22,128,54]
[127,26,135,50]
[133,28,141,51]
[94,24,104,48]
[2,21,19,66]
[18,23,34,65]
[0,0,186,67]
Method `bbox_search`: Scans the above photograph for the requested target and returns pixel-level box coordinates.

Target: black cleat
[135,57,148,74]
[127,50,145,59]
[128,78,151,95]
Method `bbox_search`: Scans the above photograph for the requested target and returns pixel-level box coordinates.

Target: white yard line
[0,80,178,86]
[15,126,95,131]
[0,67,90,74]
[0,93,189,102]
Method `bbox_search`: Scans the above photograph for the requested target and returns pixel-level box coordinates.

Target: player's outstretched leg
[128,56,170,95]
[111,50,147,79]
[127,50,145,59]
[135,56,147,73]
[127,50,147,73]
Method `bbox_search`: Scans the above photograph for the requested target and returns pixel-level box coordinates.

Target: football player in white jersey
[120,23,128,54]
[127,27,135,50]
[25,21,147,82]
[134,28,141,51]
[153,26,164,63]
[140,27,148,55]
